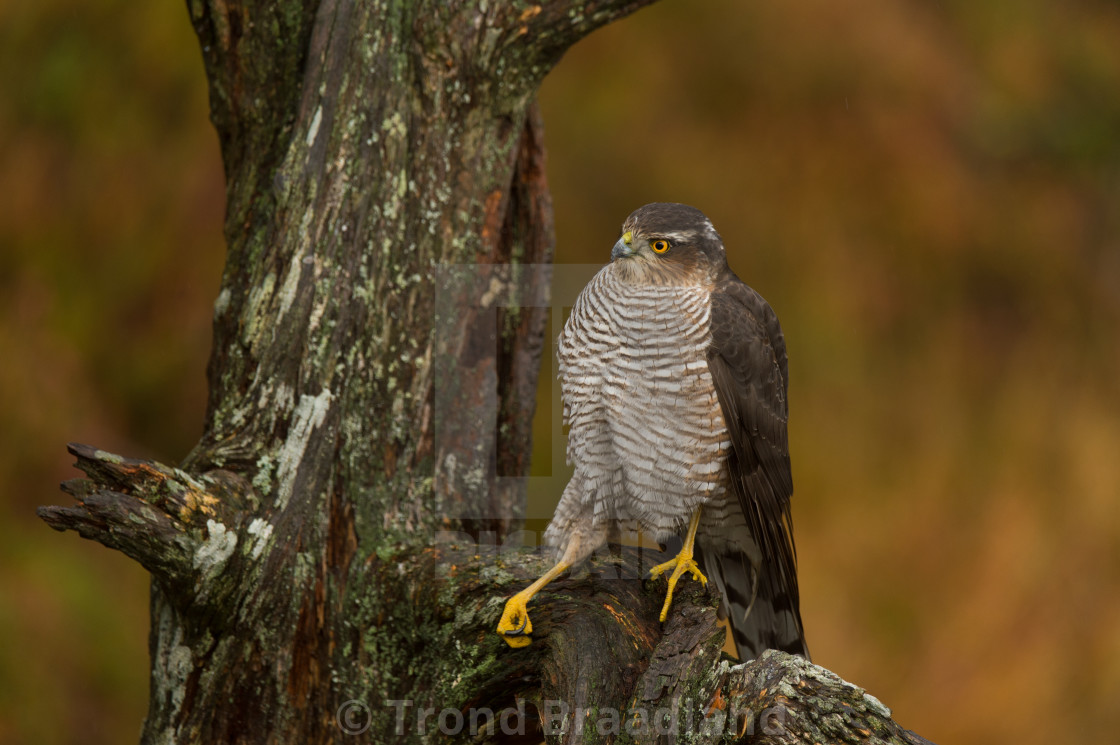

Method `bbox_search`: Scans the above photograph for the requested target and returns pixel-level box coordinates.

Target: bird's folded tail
[701,546,810,661]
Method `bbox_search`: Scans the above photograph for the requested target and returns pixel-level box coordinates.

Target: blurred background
[2,0,1118,743]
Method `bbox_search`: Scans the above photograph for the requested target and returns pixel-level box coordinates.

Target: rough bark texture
[38,2,936,743]
[42,448,934,745]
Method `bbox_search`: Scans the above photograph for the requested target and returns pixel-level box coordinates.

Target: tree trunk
[38,2,937,743]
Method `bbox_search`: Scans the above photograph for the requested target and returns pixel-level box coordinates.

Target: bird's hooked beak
[611,230,635,261]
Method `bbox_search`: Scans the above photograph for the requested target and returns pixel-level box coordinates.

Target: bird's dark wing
[703,273,809,659]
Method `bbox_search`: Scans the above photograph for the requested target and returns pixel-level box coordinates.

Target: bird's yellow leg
[497,537,581,648]
[648,508,708,622]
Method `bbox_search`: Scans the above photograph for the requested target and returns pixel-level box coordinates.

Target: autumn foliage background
[2,1,1119,743]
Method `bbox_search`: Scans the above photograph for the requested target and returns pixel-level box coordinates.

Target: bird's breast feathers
[558,264,731,525]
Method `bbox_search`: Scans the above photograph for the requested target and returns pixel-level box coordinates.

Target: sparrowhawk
[497,203,809,660]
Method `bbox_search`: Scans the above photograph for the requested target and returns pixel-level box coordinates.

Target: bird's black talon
[503,615,528,636]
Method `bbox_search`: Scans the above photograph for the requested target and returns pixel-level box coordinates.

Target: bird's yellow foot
[497,591,534,648]
[648,551,708,622]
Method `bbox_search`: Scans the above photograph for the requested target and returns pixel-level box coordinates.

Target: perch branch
[39,444,934,744]
[432,544,935,744]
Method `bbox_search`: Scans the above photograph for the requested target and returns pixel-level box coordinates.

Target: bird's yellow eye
[650,239,670,254]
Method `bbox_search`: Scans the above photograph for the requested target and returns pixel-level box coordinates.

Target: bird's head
[609,202,728,286]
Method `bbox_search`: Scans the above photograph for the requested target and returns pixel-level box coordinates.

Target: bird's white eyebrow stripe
[657,231,694,243]
[645,226,724,250]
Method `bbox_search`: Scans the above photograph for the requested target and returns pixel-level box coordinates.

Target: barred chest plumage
[558,263,732,537]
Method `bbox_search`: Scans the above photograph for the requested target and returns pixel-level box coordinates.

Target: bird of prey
[497,203,809,660]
